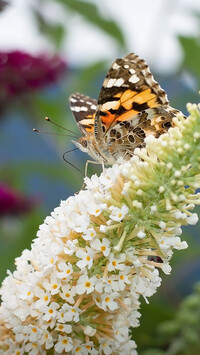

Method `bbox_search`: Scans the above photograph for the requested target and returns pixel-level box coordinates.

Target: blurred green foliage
[0,210,42,282]
[39,0,126,49]
[138,282,200,355]
[179,36,200,83]
[33,0,126,51]
[35,12,65,50]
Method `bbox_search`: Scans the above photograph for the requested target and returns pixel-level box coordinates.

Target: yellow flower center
[85,281,91,288]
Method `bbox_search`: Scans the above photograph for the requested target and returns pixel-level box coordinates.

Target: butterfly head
[73,135,111,164]
[72,136,91,153]
[72,135,103,162]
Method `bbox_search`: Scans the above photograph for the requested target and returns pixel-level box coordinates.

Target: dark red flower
[0,183,37,216]
[0,50,66,107]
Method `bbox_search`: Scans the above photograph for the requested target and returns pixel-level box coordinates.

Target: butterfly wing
[69,93,97,135]
[95,53,169,136]
[69,54,180,165]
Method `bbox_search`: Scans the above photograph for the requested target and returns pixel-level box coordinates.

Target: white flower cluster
[0,167,140,354]
[1,106,200,354]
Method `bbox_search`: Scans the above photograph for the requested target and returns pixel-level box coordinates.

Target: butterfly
[69,53,181,165]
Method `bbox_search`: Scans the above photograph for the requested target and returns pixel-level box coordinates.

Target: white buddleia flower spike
[1,104,200,354]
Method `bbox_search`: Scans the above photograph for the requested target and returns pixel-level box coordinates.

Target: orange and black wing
[95,53,169,135]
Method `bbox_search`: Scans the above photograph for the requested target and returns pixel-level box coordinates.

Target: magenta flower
[0,50,66,107]
[0,183,37,216]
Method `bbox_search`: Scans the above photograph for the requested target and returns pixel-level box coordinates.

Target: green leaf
[34,9,65,49]
[1,162,82,189]
[179,36,200,79]
[68,60,107,95]
[56,0,126,48]
[0,209,44,283]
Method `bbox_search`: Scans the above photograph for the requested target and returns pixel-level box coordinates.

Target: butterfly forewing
[69,93,97,135]
[95,53,169,135]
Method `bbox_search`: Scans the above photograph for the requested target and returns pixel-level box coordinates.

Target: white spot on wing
[106,78,116,88]
[103,78,109,87]
[79,118,94,125]
[102,101,119,110]
[124,64,129,69]
[114,78,124,87]
[129,69,135,74]
[70,98,77,103]
[112,63,120,70]
[129,75,140,83]
[72,106,88,112]
[91,104,96,110]
[72,106,80,112]
[106,77,125,88]
[81,106,88,111]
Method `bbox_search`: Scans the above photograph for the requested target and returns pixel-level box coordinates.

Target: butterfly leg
[84,160,104,177]
[80,160,104,190]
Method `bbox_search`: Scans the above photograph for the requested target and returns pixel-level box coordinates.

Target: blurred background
[0,0,200,353]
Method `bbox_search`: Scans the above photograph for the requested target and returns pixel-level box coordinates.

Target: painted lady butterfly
[69,53,180,165]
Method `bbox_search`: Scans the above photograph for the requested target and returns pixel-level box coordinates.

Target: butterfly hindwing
[69,93,97,135]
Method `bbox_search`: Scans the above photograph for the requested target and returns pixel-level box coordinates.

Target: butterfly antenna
[33,128,77,139]
[63,148,84,176]
[45,117,78,138]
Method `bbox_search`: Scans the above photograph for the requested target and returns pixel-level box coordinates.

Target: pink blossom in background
[0,50,67,107]
[0,183,38,216]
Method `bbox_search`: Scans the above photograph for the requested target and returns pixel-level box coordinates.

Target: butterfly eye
[81,139,88,148]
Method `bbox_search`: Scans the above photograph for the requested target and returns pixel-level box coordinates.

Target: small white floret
[137,231,146,239]
[187,213,198,225]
